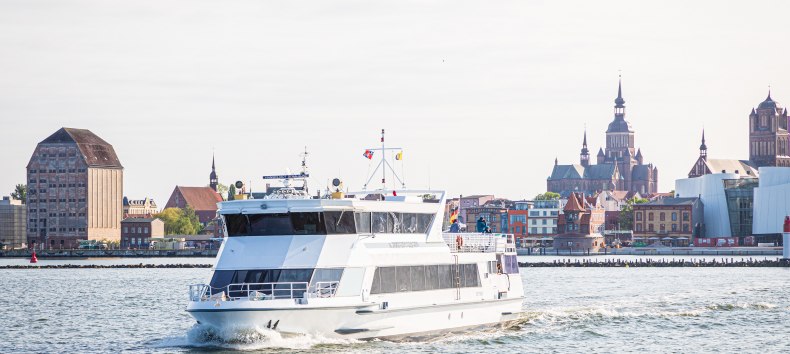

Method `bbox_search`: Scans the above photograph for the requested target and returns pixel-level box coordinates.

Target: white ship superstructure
[186,190,523,339]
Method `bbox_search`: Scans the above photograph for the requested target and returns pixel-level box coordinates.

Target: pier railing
[188,281,340,302]
[442,233,514,253]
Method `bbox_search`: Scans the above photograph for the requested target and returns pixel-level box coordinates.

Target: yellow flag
[395,151,403,160]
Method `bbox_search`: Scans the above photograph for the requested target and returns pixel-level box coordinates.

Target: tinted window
[372,212,393,233]
[325,211,356,234]
[355,212,371,234]
[370,264,480,294]
[292,212,326,234]
[380,267,397,293]
[370,267,382,294]
[396,266,411,292]
[225,215,249,236]
[410,265,426,291]
[249,213,292,235]
[209,270,234,294]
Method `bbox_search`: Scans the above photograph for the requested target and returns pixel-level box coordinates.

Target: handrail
[442,233,512,253]
[188,281,341,302]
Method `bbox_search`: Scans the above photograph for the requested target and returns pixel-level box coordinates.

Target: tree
[154,207,202,235]
[11,184,26,204]
[534,192,560,201]
[227,184,237,201]
[209,183,229,200]
[619,197,649,230]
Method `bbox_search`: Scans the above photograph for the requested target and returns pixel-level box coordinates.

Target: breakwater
[0,249,218,258]
[1,263,213,269]
[519,258,790,267]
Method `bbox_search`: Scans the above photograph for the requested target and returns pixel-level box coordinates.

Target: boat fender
[272,320,279,330]
[456,235,463,249]
[266,320,272,329]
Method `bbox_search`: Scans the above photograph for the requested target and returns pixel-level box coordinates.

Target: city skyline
[1,1,789,204]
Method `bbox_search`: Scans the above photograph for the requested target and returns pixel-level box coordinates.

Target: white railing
[442,233,510,253]
[188,281,340,302]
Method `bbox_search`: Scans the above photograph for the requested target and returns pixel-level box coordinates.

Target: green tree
[11,184,26,204]
[534,192,561,201]
[209,183,229,200]
[227,184,237,201]
[619,197,649,230]
[155,207,202,235]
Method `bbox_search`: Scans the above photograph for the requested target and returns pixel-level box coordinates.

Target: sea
[1,256,789,353]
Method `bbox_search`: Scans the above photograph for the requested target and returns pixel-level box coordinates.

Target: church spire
[209,153,218,192]
[699,129,707,160]
[580,130,590,167]
[614,78,625,108]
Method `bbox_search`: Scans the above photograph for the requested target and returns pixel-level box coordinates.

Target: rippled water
[1,257,789,353]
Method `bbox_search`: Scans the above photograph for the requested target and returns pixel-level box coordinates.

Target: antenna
[362,129,406,190]
[300,146,309,193]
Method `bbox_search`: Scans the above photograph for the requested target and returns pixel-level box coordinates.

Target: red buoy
[784,216,790,233]
[30,251,38,264]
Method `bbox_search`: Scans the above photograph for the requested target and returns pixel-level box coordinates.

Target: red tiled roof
[564,193,585,212]
[165,186,222,212]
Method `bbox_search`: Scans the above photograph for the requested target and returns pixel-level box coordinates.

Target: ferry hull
[187,297,523,340]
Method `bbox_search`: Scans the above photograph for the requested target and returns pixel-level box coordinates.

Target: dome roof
[607,117,634,133]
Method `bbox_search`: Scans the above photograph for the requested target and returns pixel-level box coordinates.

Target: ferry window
[372,212,394,233]
[502,255,519,274]
[380,267,397,293]
[400,213,418,233]
[438,264,454,289]
[208,270,235,294]
[370,267,382,294]
[225,214,250,236]
[355,212,372,234]
[312,268,344,284]
[396,266,412,292]
[410,265,426,291]
[325,211,356,234]
[417,214,434,233]
[249,213,292,235]
[292,212,326,235]
[424,265,439,290]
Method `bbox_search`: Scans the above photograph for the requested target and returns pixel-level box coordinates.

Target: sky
[1,0,789,204]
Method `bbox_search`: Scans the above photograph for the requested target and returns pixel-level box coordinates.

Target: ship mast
[363,129,405,191]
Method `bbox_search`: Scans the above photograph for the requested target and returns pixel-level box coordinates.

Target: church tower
[580,130,590,167]
[209,155,218,192]
[604,79,638,191]
[749,91,790,167]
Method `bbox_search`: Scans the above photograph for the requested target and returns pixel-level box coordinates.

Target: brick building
[632,197,703,246]
[458,195,495,224]
[554,192,605,252]
[507,201,529,246]
[164,186,223,230]
[121,217,165,249]
[548,80,658,196]
[26,128,123,249]
[0,197,27,249]
[465,199,511,233]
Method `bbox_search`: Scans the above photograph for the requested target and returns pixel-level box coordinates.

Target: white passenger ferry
[186,139,524,340]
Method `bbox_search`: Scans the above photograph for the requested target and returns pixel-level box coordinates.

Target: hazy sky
[1,0,788,204]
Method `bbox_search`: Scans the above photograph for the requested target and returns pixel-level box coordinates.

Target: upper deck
[442,233,517,253]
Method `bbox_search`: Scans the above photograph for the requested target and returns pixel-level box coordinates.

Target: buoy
[30,251,38,264]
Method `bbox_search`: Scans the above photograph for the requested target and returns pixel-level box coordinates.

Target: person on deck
[449,219,460,233]
[476,217,487,233]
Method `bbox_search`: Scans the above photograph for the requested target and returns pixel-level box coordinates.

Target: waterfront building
[120,217,165,249]
[548,80,658,197]
[26,128,123,249]
[527,199,562,237]
[123,197,158,218]
[751,167,790,245]
[458,195,495,224]
[676,172,753,238]
[163,186,223,230]
[507,201,529,247]
[0,197,27,249]
[465,199,512,233]
[632,197,703,246]
[554,192,605,252]
[688,130,758,178]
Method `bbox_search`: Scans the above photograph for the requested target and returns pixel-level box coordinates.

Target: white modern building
[753,168,790,241]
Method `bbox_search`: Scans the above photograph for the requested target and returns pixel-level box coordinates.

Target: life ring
[455,235,464,249]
